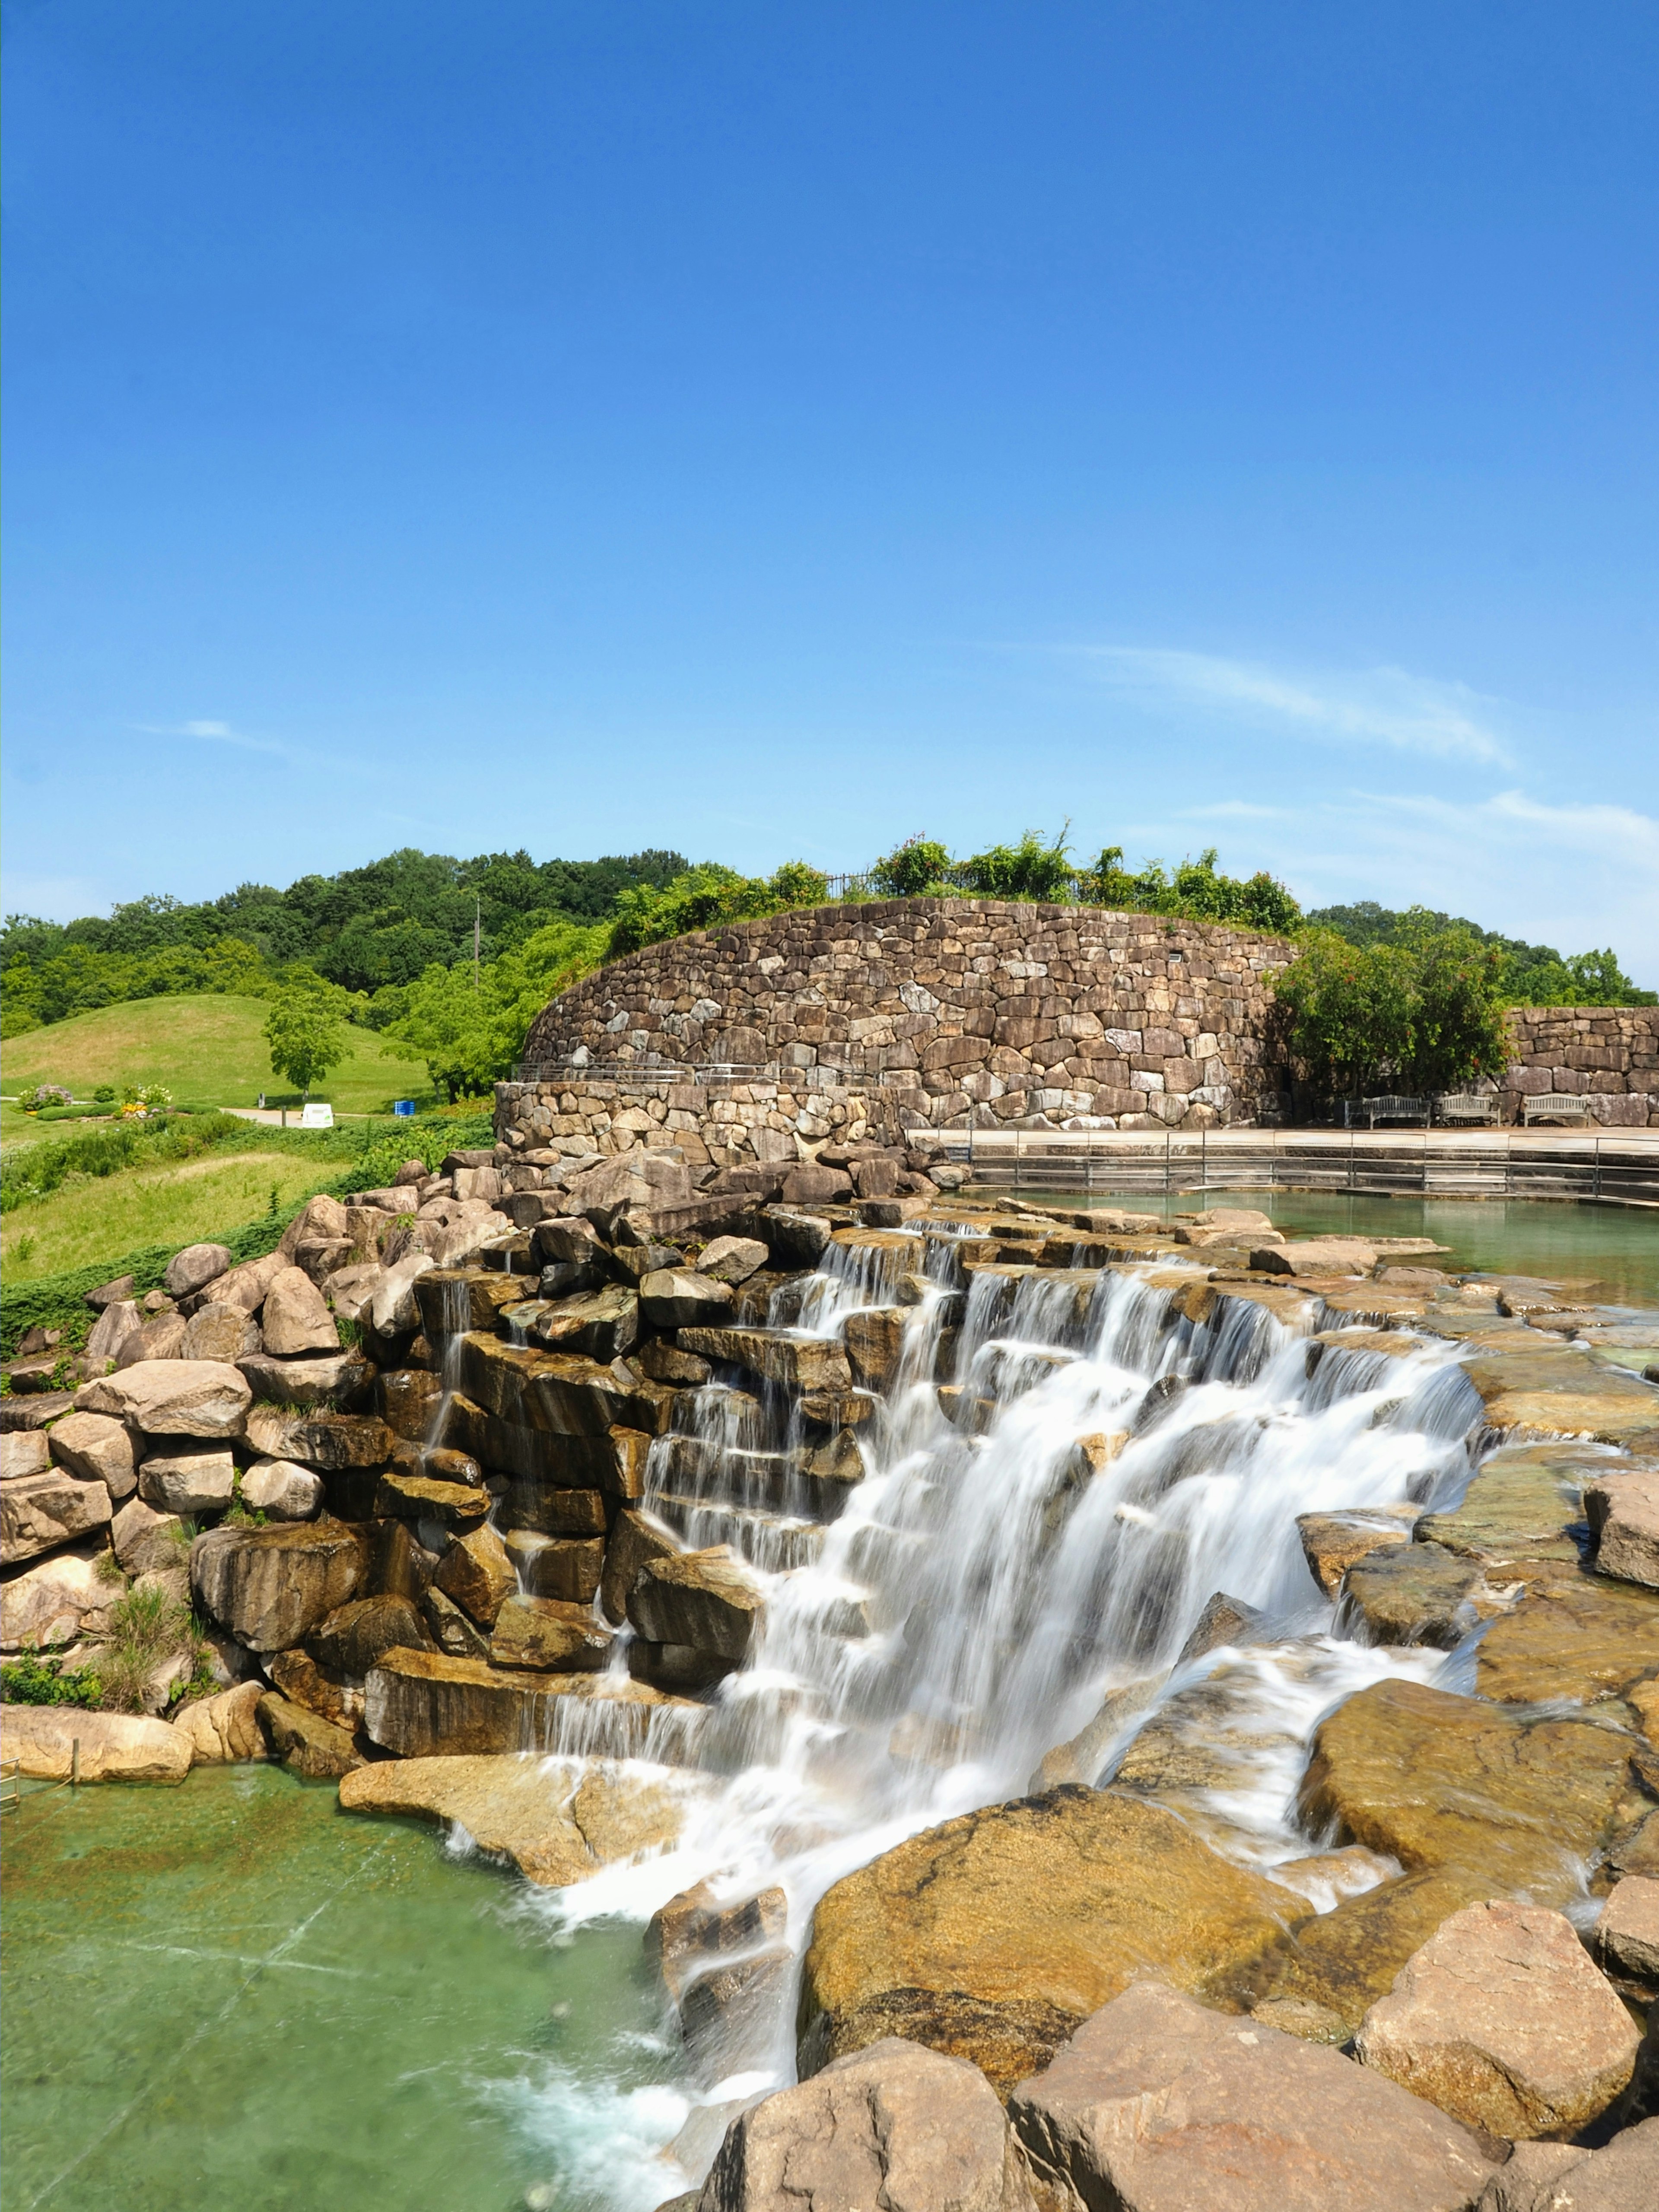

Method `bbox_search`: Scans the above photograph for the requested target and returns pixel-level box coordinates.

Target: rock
[85,1297,142,1362]
[799,1786,1294,2096]
[646,1881,789,2001]
[137,1445,237,1514]
[110,1495,188,1576]
[191,1518,363,1649]
[1356,1899,1641,2139]
[675,1325,853,1394]
[1297,1512,1414,1596]
[1251,1238,1378,1277]
[503,1529,606,1603]
[1252,1868,1501,2042]
[1174,1587,1266,1663]
[180,1302,261,1364]
[0,1704,194,1782]
[172,1680,266,1762]
[0,1465,114,1564]
[490,1594,612,1672]
[639,1271,735,1328]
[239,1459,324,1519]
[601,1507,680,1625]
[1586,1471,1659,1590]
[378,1367,443,1442]
[431,1524,515,1625]
[165,1242,234,1297]
[243,1406,393,1470]
[527,1282,642,1360]
[420,1584,491,1658]
[363,1645,681,1757]
[235,1348,375,1406]
[565,1149,693,1228]
[340,1753,690,1885]
[459,1335,673,1438]
[114,1312,189,1367]
[373,1468,490,1527]
[268,1648,359,1727]
[279,1193,350,1262]
[369,1252,435,1335]
[1009,1980,1497,2212]
[628,1546,762,1666]
[47,1411,137,1500]
[781,1163,854,1204]
[85,1272,137,1309]
[700,2037,1034,2212]
[844,1308,907,1392]
[0,1550,116,1650]
[76,1359,251,1439]
[258,1265,343,1356]
[695,1236,769,1285]
[308,1593,432,1674]
[257,1690,364,1777]
[207,1252,287,1314]
[1417,1444,1595,1569]
[1474,1574,1659,1704]
[497,1481,607,1536]
[1475,2121,1659,2212]
[1597,1876,1659,1985]
[0,1391,75,1433]
[1339,1542,1485,1647]
[0,1430,52,1480]
[636,1339,714,1386]
[1298,1678,1646,1900]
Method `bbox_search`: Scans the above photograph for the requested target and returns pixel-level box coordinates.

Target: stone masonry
[1501,1007,1658,1128]
[507,900,1295,1157]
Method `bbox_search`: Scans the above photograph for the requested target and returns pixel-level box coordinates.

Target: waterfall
[521,1227,1488,2185]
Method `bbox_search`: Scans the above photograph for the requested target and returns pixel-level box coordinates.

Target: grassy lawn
[0,1151,337,1284]
[1,996,434,1115]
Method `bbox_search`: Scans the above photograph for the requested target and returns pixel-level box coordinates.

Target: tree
[871,837,953,898]
[262,978,349,1101]
[1273,925,1512,1103]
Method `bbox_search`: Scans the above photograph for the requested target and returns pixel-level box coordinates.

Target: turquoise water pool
[0,1765,687,2212]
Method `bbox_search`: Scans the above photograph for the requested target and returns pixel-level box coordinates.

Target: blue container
[392,1100,416,1119]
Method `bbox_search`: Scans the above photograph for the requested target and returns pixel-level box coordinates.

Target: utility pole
[474,893,481,990]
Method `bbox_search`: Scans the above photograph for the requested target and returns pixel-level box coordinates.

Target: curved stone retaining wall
[516,899,1297,1143]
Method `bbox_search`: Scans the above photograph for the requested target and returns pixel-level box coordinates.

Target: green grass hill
[1,995,433,1116]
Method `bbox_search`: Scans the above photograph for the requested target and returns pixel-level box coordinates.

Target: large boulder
[85,1297,142,1362]
[1473,2123,1659,2212]
[600,1507,679,1625]
[138,1445,237,1515]
[340,1753,692,1887]
[675,1325,853,1394]
[306,1594,432,1675]
[0,1430,52,1479]
[0,1706,192,1783]
[364,1646,690,1759]
[627,1546,763,1667]
[1586,1470,1659,1590]
[1251,1238,1377,1277]
[172,1680,267,1763]
[1009,1981,1497,2212]
[799,1786,1296,2095]
[236,1348,375,1406]
[208,1252,287,1314]
[238,1459,324,1519]
[1297,1678,1647,1898]
[1338,1542,1486,1647]
[115,1312,188,1367]
[699,2037,1035,2212]
[1297,1511,1411,1597]
[1417,1443,1599,1570]
[191,1519,364,1650]
[1473,1575,1659,1704]
[181,1302,262,1364]
[527,1283,642,1361]
[260,1265,341,1357]
[1251,1867,1503,2044]
[243,1407,393,1470]
[0,1550,117,1651]
[369,1252,435,1335]
[490,1594,612,1672]
[257,1691,363,1778]
[459,1335,673,1437]
[1596,1875,1659,1985]
[695,1235,769,1285]
[279,1193,350,1262]
[110,1495,188,1576]
[47,1411,137,1500]
[500,1530,605,1603]
[1356,1900,1641,2139]
[164,1242,234,1297]
[647,1881,789,2001]
[565,1149,693,1229]
[431,1524,515,1626]
[76,1359,251,1439]
[0,1465,113,1564]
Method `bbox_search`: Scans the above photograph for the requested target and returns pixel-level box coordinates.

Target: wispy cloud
[1079,647,1512,766]
[140,718,290,757]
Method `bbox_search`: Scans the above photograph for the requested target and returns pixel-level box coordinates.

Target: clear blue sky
[4,0,1656,978]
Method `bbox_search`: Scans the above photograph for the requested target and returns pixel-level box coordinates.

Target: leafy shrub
[93,1084,118,1103]
[16,1084,73,1113]
[607,863,829,958]
[0,1650,106,1707]
[871,837,954,898]
[1274,926,1510,1103]
[957,830,1076,903]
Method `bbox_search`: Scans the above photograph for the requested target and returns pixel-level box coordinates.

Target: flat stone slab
[1473,1573,1659,1704]
[0,1706,192,1783]
[1416,1443,1595,1567]
[1009,1980,1497,2212]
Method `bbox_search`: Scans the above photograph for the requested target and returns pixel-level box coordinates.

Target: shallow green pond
[1052,1190,1659,1303]
[0,1765,688,2212]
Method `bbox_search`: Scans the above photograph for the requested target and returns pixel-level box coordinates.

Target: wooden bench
[1434,1093,1499,1127]
[1344,1095,1429,1129]
[1522,1093,1592,1126]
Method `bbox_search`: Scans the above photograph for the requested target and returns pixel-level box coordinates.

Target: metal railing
[941,1127,1658,1204]
[0,1739,81,1814]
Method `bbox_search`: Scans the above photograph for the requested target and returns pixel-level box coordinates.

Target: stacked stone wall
[512,899,1296,1156]
[1502,1007,1659,1128]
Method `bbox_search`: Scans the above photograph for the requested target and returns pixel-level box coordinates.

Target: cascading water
[518,1227,1491,2203]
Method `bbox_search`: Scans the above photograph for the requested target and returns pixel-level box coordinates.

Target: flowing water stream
[6,1213,1643,2212]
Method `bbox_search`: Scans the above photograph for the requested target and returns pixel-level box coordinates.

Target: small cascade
[423,1272,477,1456]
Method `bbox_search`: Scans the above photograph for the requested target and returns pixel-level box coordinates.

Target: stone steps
[651,1487,826,1573]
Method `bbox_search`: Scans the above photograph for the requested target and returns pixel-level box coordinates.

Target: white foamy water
[505,1228,1489,2202]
